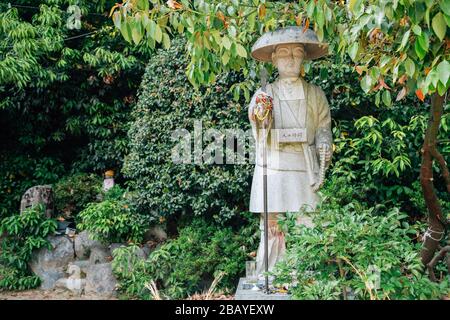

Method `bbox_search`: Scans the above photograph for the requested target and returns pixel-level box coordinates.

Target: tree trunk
[420,92,449,272]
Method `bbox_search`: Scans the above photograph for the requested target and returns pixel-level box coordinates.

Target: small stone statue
[248,27,333,275]
[103,170,115,192]
[55,264,86,296]
[20,185,54,218]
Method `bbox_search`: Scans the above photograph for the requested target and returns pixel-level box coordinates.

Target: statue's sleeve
[314,87,333,164]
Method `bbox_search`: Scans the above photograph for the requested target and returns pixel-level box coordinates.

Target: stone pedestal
[234,278,291,300]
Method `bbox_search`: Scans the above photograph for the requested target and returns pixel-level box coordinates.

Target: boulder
[143,225,167,242]
[141,245,151,258]
[29,235,75,290]
[89,246,111,265]
[85,263,117,297]
[74,231,106,259]
[71,260,91,274]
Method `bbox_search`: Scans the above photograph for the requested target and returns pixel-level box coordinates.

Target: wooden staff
[258,68,271,294]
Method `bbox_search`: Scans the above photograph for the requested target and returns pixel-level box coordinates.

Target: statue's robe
[248,77,333,214]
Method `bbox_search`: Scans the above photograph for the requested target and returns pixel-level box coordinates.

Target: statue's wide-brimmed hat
[251,26,328,62]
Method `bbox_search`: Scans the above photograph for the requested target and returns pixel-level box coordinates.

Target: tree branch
[420,93,447,267]
[427,246,450,282]
[430,148,450,193]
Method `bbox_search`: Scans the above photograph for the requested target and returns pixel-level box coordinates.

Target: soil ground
[0,289,235,300]
[0,289,116,300]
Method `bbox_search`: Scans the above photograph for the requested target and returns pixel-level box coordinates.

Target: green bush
[0,205,57,290]
[330,106,450,216]
[53,173,102,218]
[112,216,259,299]
[77,199,147,244]
[272,178,449,300]
[123,38,253,224]
[305,56,450,216]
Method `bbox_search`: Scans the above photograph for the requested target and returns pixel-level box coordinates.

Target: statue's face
[272,43,305,78]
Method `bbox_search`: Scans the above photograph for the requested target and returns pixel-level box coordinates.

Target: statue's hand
[256,91,270,99]
[249,91,270,123]
[318,143,332,162]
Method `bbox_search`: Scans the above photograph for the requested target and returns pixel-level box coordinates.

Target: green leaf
[162,33,171,50]
[222,51,230,65]
[155,25,163,43]
[316,9,325,27]
[132,27,143,45]
[248,11,257,32]
[404,58,415,77]
[348,42,358,61]
[141,14,150,30]
[432,12,447,41]
[417,32,429,52]
[440,0,450,16]
[112,12,121,29]
[348,0,362,14]
[138,0,149,11]
[222,36,231,50]
[211,30,221,46]
[227,6,235,16]
[361,75,372,93]
[436,60,450,86]
[445,13,450,27]
[382,90,392,107]
[414,39,426,60]
[398,30,410,51]
[146,36,155,49]
[412,25,422,35]
[120,22,132,43]
[375,91,381,106]
[236,43,247,58]
[147,20,156,37]
[379,55,391,68]
[425,69,440,88]
[316,27,324,42]
[437,80,447,95]
[307,0,315,17]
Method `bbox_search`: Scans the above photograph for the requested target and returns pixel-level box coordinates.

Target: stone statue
[55,264,86,296]
[248,27,333,275]
[20,185,54,218]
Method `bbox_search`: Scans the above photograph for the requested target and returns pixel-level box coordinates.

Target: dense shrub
[329,104,450,217]
[77,198,148,244]
[53,173,102,218]
[272,177,449,300]
[102,185,127,201]
[123,38,253,224]
[306,57,450,216]
[0,205,57,290]
[112,215,259,299]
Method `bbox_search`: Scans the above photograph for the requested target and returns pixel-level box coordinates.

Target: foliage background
[123,37,254,225]
[0,0,448,298]
[0,0,151,219]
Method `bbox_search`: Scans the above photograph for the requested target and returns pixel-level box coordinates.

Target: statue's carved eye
[293,48,304,57]
[276,47,304,59]
[276,48,290,57]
